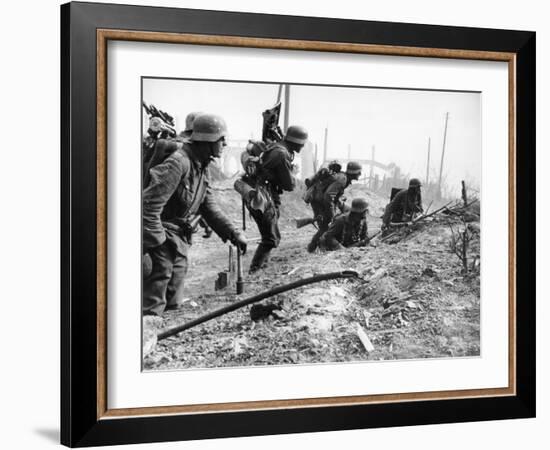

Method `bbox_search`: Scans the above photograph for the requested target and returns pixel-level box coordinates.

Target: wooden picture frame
[61,1,535,447]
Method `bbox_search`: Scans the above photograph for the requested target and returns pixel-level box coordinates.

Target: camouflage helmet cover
[350,198,369,213]
[285,125,308,145]
[409,178,422,187]
[184,111,204,132]
[346,161,362,175]
[191,114,228,142]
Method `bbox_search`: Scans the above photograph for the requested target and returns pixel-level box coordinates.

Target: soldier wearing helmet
[382,177,424,228]
[243,125,308,272]
[306,160,362,253]
[179,111,204,139]
[144,111,203,187]
[143,113,247,316]
[319,198,370,250]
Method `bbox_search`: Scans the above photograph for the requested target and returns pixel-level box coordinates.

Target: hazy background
[143,78,481,195]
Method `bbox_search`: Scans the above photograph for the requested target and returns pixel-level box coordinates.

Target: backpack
[303,168,337,204]
[143,137,186,187]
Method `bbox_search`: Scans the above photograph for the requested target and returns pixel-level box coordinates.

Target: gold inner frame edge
[95,29,517,419]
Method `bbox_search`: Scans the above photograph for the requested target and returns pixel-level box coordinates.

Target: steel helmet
[350,198,369,213]
[346,161,362,175]
[184,111,204,132]
[409,178,422,187]
[285,125,308,145]
[191,114,228,142]
[328,160,342,173]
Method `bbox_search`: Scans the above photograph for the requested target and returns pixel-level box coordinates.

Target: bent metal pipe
[157,270,359,340]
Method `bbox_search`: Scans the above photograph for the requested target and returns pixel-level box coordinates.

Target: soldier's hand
[143,253,153,279]
[231,231,247,255]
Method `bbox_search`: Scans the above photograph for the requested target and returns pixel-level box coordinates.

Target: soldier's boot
[307,239,318,253]
[307,229,323,253]
[249,244,272,273]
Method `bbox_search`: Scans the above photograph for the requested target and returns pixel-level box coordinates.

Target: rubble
[144,181,480,370]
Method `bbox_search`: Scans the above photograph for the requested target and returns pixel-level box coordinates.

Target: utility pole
[425,137,431,186]
[276,84,283,104]
[283,84,290,133]
[437,112,449,199]
[323,127,328,165]
[369,145,375,189]
[314,143,318,172]
[347,144,351,160]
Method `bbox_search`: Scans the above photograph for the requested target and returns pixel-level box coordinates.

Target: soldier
[306,161,362,253]
[382,178,423,229]
[237,125,308,273]
[319,198,370,250]
[179,111,204,140]
[142,116,164,179]
[142,114,247,316]
[144,111,203,187]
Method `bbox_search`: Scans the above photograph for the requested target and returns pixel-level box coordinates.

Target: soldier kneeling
[319,198,369,251]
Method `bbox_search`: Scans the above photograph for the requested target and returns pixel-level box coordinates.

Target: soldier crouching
[382,178,423,231]
[142,114,247,316]
[319,198,369,250]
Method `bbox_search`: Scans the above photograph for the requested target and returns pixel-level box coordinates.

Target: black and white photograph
[141,77,482,371]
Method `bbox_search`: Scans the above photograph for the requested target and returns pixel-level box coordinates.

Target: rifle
[295,217,318,229]
[142,101,177,138]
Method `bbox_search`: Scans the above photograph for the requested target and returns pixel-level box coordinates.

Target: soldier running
[306,161,362,253]
[235,125,308,273]
[142,114,247,316]
[382,178,423,230]
[319,198,370,250]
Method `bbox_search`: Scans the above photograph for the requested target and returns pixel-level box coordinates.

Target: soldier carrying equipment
[305,161,362,253]
[235,122,309,273]
[143,113,247,316]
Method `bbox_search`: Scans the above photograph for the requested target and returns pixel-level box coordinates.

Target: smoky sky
[143,78,481,195]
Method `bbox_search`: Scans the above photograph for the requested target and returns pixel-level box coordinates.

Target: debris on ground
[143,181,480,370]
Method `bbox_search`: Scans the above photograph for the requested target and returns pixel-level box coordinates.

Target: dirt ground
[144,180,480,370]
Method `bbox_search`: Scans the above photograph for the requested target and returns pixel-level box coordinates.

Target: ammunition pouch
[163,215,201,244]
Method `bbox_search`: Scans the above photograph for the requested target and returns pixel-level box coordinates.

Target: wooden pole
[369,145,375,189]
[461,180,468,206]
[276,84,283,103]
[425,137,431,186]
[323,127,328,165]
[314,143,318,172]
[437,112,449,199]
[347,144,351,160]
[283,84,290,133]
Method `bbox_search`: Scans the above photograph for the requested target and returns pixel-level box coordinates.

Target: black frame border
[61,2,535,447]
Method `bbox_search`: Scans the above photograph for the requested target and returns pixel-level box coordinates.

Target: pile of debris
[379,199,480,245]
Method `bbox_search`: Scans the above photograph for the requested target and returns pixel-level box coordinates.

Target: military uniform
[235,125,307,272]
[382,187,423,226]
[143,138,185,187]
[319,212,368,250]
[143,140,239,316]
[245,140,295,264]
[142,133,158,180]
[307,161,361,252]
[307,172,350,251]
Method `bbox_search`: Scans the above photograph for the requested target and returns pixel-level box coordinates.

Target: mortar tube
[228,245,233,273]
[157,270,359,340]
[236,247,244,294]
